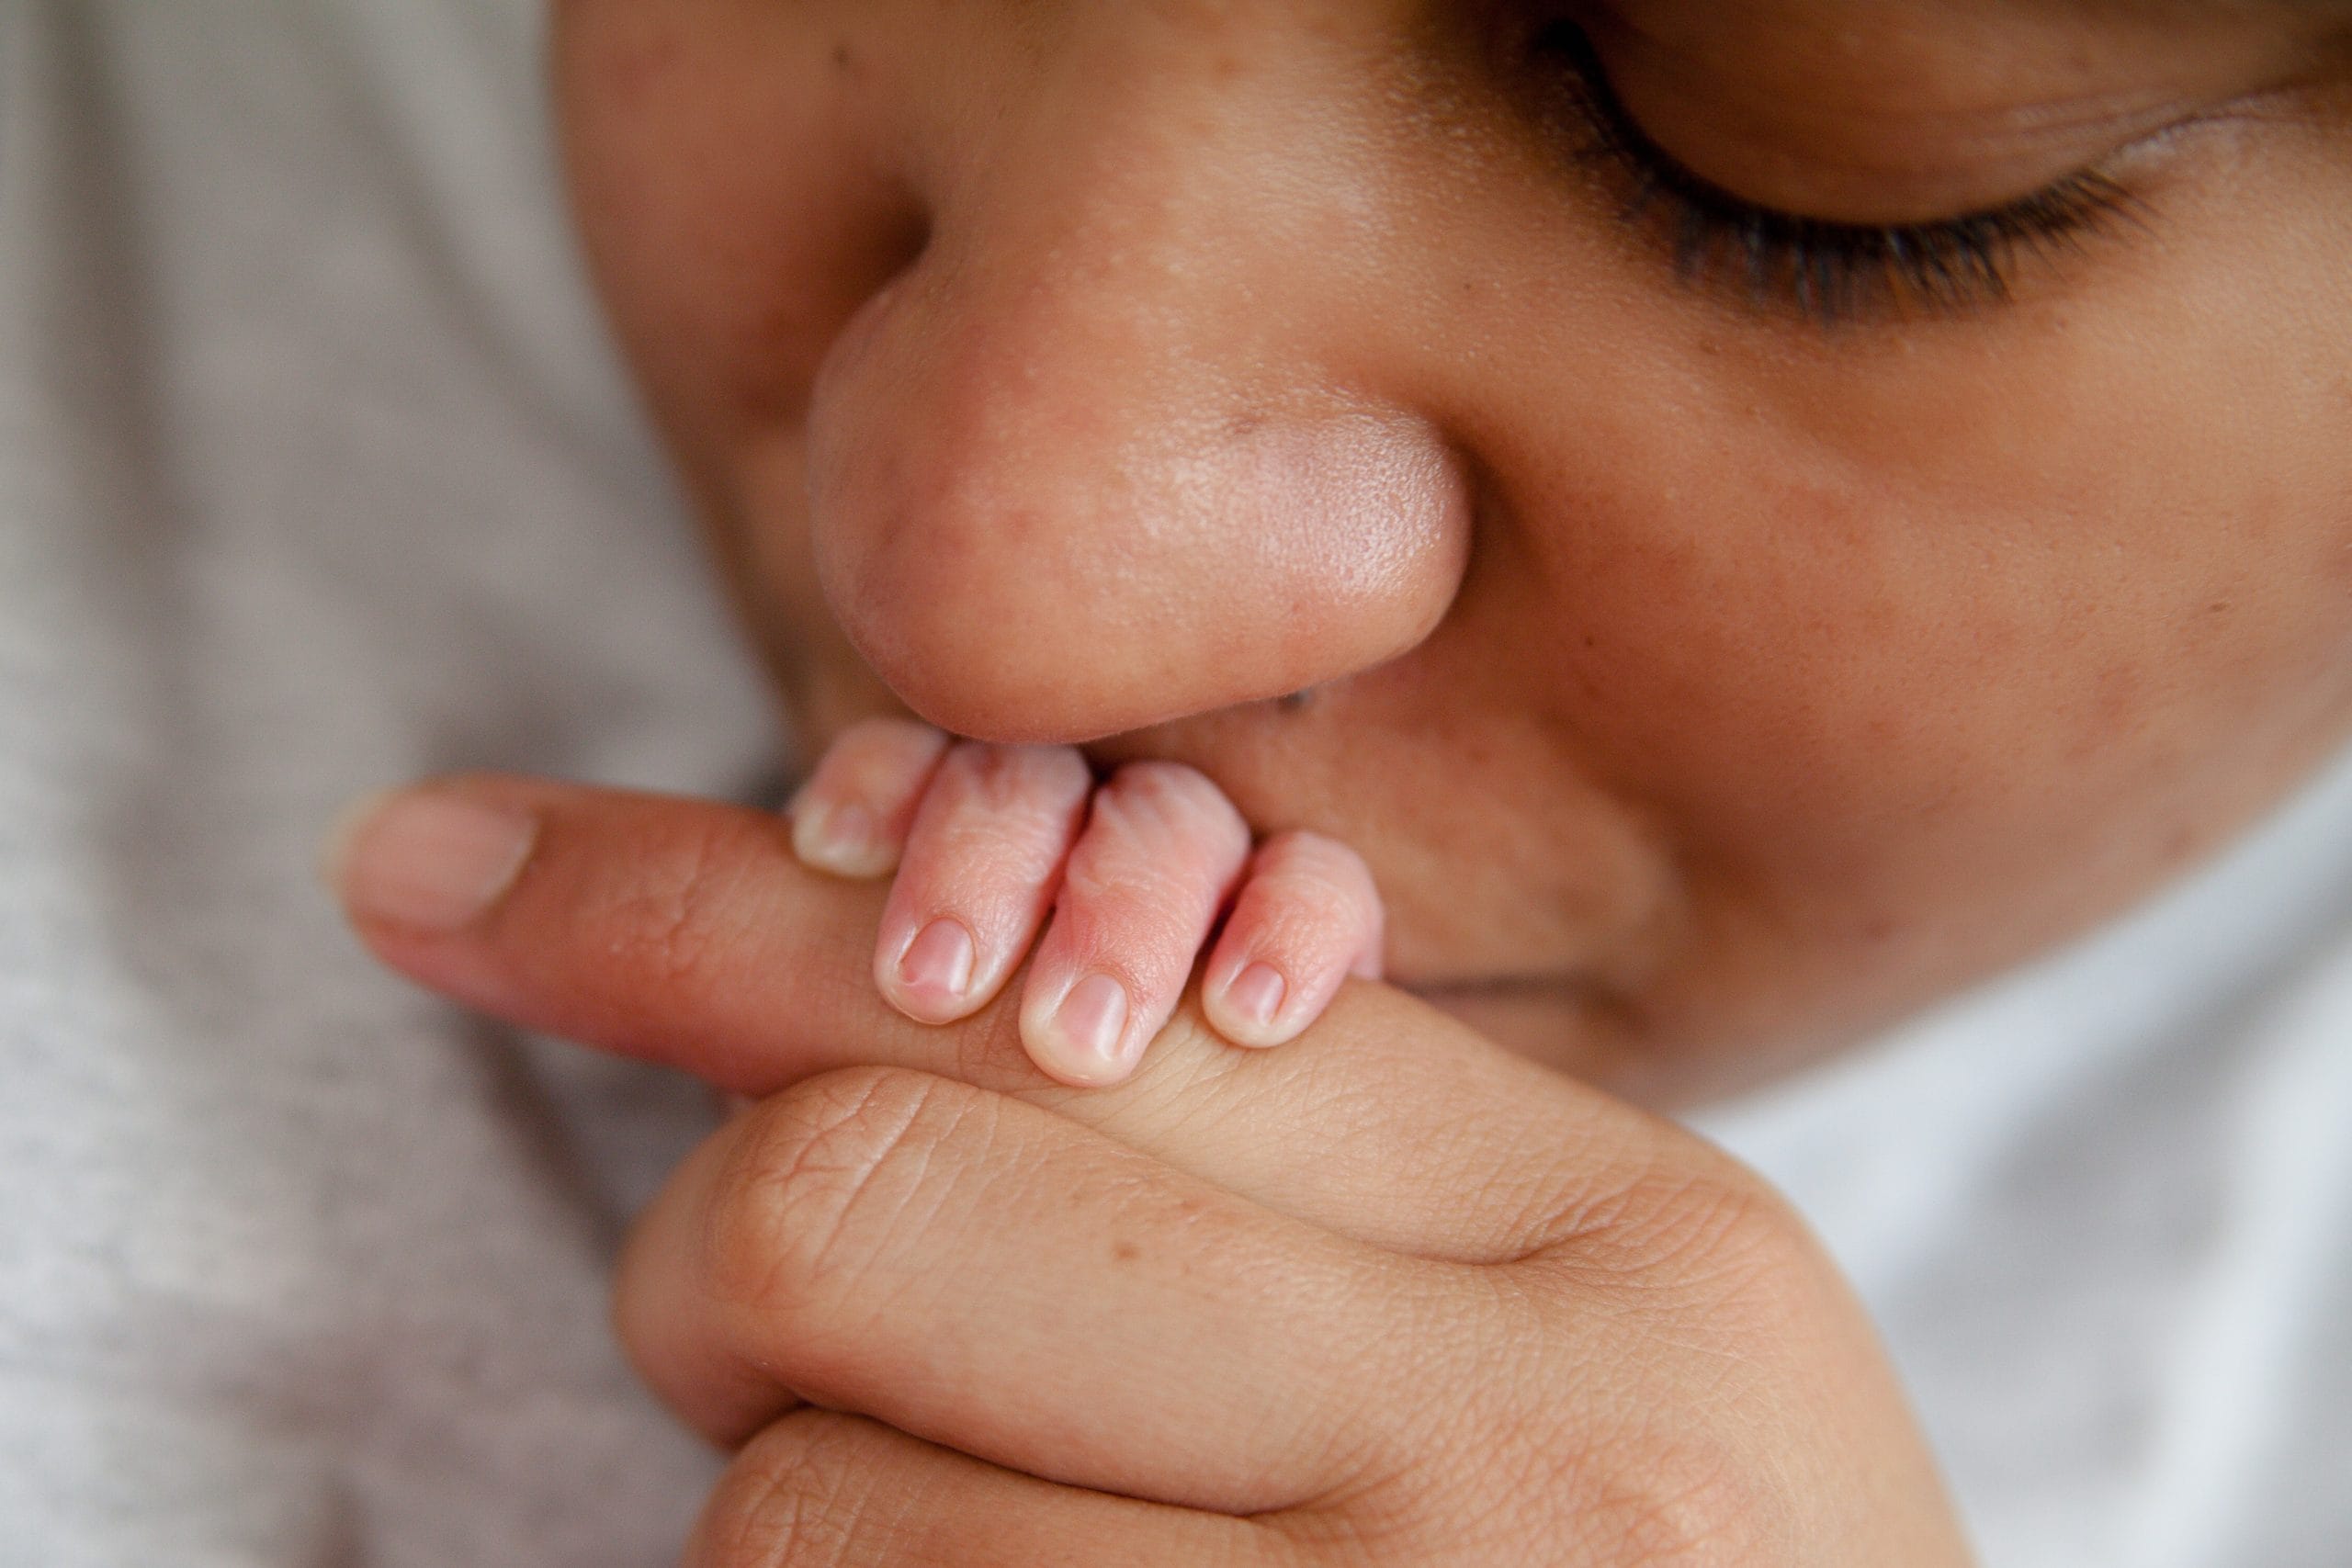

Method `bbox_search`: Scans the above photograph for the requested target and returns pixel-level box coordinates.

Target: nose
[804,10,1473,745]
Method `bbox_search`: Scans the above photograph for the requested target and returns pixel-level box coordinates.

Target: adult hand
[332,775,1973,1566]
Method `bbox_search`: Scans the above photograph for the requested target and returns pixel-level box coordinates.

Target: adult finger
[328,775,1680,1261]
[687,1412,1295,1567]
[616,1065,1442,1511]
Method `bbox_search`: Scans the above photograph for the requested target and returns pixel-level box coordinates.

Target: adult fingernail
[1223,962,1288,1031]
[790,798,891,878]
[1047,974,1132,1076]
[324,789,537,931]
[897,918,977,1005]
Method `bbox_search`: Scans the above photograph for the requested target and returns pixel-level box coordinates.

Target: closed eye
[1528,18,2150,325]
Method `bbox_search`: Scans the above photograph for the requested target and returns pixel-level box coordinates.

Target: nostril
[884,207,933,280]
[812,205,933,400]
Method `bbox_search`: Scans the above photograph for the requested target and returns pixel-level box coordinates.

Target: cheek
[553,0,935,727]
[553,0,927,466]
[1482,223,2352,932]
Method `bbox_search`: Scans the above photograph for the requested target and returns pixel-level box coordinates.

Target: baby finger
[1202,831,1384,1049]
[875,741,1093,1024]
[1019,762,1251,1086]
[786,717,951,878]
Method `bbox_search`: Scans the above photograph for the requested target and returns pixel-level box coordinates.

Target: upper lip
[1392,970,1580,1000]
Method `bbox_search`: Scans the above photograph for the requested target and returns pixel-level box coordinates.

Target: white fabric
[2,3,2346,1564]
[0,3,771,1563]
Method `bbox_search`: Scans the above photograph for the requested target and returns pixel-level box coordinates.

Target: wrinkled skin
[553,0,2352,1107]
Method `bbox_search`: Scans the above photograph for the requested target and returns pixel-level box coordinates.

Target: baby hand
[786,718,1383,1086]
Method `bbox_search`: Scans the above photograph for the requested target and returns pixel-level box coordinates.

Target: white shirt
[3,3,2346,1563]
[1700,744,2352,1568]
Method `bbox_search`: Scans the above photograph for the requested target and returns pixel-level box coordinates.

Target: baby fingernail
[325,789,537,932]
[791,798,891,878]
[1050,974,1132,1073]
[1224,962,1288,1030]
[897,918,977,1003]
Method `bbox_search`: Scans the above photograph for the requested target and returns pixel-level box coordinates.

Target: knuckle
[698,1068,965,1322]
[1505,1157,1842,1411]
[1261,829,1373,886]
[1418,1345,1792,1568]
[1540,1154,1810,1306]
[1059,766,1250,931]
[1373,1399,1765,1568]
[692,1416,876,1568]
[948,739,1090,812]
[1553,1434,1787,1568]
[1101,761,1251,854]
[1244,835,1379,929]
[925,744,1090,863]
[1633,1170,1818,1318]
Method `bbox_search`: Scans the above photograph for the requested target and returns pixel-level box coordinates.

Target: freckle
[831,40,854,73]
[1113,1241,1141,1263]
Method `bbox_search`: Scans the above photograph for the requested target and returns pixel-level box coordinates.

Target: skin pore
[551,0,2352,1108]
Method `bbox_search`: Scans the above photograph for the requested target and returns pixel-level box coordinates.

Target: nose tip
[806,274,1474,745]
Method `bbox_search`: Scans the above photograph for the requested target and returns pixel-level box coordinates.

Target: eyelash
[1529,20,2144,324]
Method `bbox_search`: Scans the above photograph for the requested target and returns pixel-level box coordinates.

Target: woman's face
[552,0,2352,1104]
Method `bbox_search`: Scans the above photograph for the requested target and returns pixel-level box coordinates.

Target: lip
[1395,970,1589,1005]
